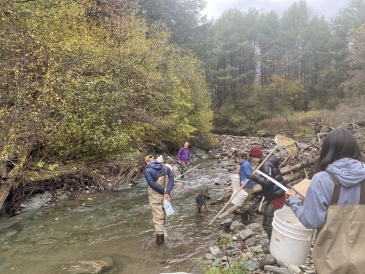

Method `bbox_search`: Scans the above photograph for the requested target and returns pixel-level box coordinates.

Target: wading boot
[240,213,249,225]
[246,208,257,224]
[156,234,164,245]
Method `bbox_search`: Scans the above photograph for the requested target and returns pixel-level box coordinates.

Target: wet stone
[245,223,261,232]
[239,229,254,240]
[264,265,294,274]
[259,254,276,269]
[209,246,220,256]
[247,261,258,270]
[245,237,260,246]
[250,246,263,253]
[289,265,301,274]
[220,218,233,226]
[230,221,245,232]
[212,259,220,267]
[205,253,213,260]
[63,260,111,274]
[246,252,254,259]
[4,230,18,238]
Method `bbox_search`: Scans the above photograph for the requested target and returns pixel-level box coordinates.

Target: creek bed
[0,159,232,274]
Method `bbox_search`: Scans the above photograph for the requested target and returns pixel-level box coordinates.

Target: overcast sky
[204,0,349,19]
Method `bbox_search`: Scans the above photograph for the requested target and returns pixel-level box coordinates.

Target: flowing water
[0,160,234,274]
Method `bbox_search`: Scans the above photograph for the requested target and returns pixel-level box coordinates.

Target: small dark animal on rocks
[196,189,210,216]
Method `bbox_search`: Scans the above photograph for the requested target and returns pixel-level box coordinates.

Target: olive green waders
[261,201,276,241]
[148,173,168,244]
[313,172,365,274]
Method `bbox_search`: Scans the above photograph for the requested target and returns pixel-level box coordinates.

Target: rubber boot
[246,208,257,224]
[156,234,164,245]
[240,213,249,225]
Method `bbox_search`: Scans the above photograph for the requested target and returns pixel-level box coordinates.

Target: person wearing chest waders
[290,128,365,274]
[234,152,256,224]
[178,142,190,179]
[247,145,287,254]
[144,155,174,244]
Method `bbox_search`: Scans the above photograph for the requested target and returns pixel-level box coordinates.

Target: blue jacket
[144,161,174,195]
[290,158,365,229]
[239,160,253,189]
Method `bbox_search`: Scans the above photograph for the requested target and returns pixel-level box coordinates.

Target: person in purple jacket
[178,142,190,179]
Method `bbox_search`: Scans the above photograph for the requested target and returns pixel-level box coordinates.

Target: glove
[248,174,260,182]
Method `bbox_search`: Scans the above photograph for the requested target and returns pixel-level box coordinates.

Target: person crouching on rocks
[144,155,174,244]
[247,145,286,254]
[234,152,256,224]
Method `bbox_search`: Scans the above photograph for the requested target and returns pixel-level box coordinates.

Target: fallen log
[211,192,231,205]
[0,155,27,211]
[218,205,239,219]
[280,158,317,175]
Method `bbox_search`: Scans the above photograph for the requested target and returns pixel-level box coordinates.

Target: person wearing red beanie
[248,145,286,254]
[249,145,264,159]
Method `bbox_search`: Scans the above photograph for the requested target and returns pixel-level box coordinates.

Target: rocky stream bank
[6,128,364,273]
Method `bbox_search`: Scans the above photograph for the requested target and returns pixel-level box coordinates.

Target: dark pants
[262,201,276,242]
[180,163,188,176]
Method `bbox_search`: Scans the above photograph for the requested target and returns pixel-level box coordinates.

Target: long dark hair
[315,128,365,173]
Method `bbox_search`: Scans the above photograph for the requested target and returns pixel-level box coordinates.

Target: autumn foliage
[0,0,214,162]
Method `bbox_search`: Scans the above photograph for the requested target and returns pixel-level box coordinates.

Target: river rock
[245,223,261,232]
[239,229,254,240]
[21,192,53,211]
[245,237,260,246]
[64,260,111,274]
[247,261,258,270]
[212,259,220,267]
[259,254,276,268]
[205,253,213,260]
[4,230,18,238]
[288,265,301,274]
[220,218,233,226]
[264,265,294,274]
[246,252,254,259]
[209,246,220,256]
[250,246,263,253]
[230,221,245,232]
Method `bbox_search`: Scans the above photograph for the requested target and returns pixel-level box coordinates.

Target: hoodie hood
[147,161,163,171]
[326,158,365,188]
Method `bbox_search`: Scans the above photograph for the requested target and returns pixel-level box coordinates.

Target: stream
[0,159,233,274]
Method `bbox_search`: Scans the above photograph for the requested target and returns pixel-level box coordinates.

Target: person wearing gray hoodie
[290,128,365,273]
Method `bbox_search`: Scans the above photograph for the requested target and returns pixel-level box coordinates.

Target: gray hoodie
[290,158,365,229]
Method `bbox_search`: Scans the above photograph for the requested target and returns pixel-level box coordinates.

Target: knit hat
[166,158,175,164]
[156,155,164,163]
[145,155,154,163]
[249,145,264,158]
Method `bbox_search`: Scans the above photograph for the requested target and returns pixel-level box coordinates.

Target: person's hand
[236,166,240,171]
[164,193,171,201]
[178,161,182,164]
[187,162,190,165]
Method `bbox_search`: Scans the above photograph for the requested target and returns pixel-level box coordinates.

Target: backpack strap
[326,172,341,205]
[327,171,365,205]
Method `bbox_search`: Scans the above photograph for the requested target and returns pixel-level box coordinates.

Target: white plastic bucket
[231,189,248,206]
[270,209,314,266]
[231,174,240,190]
